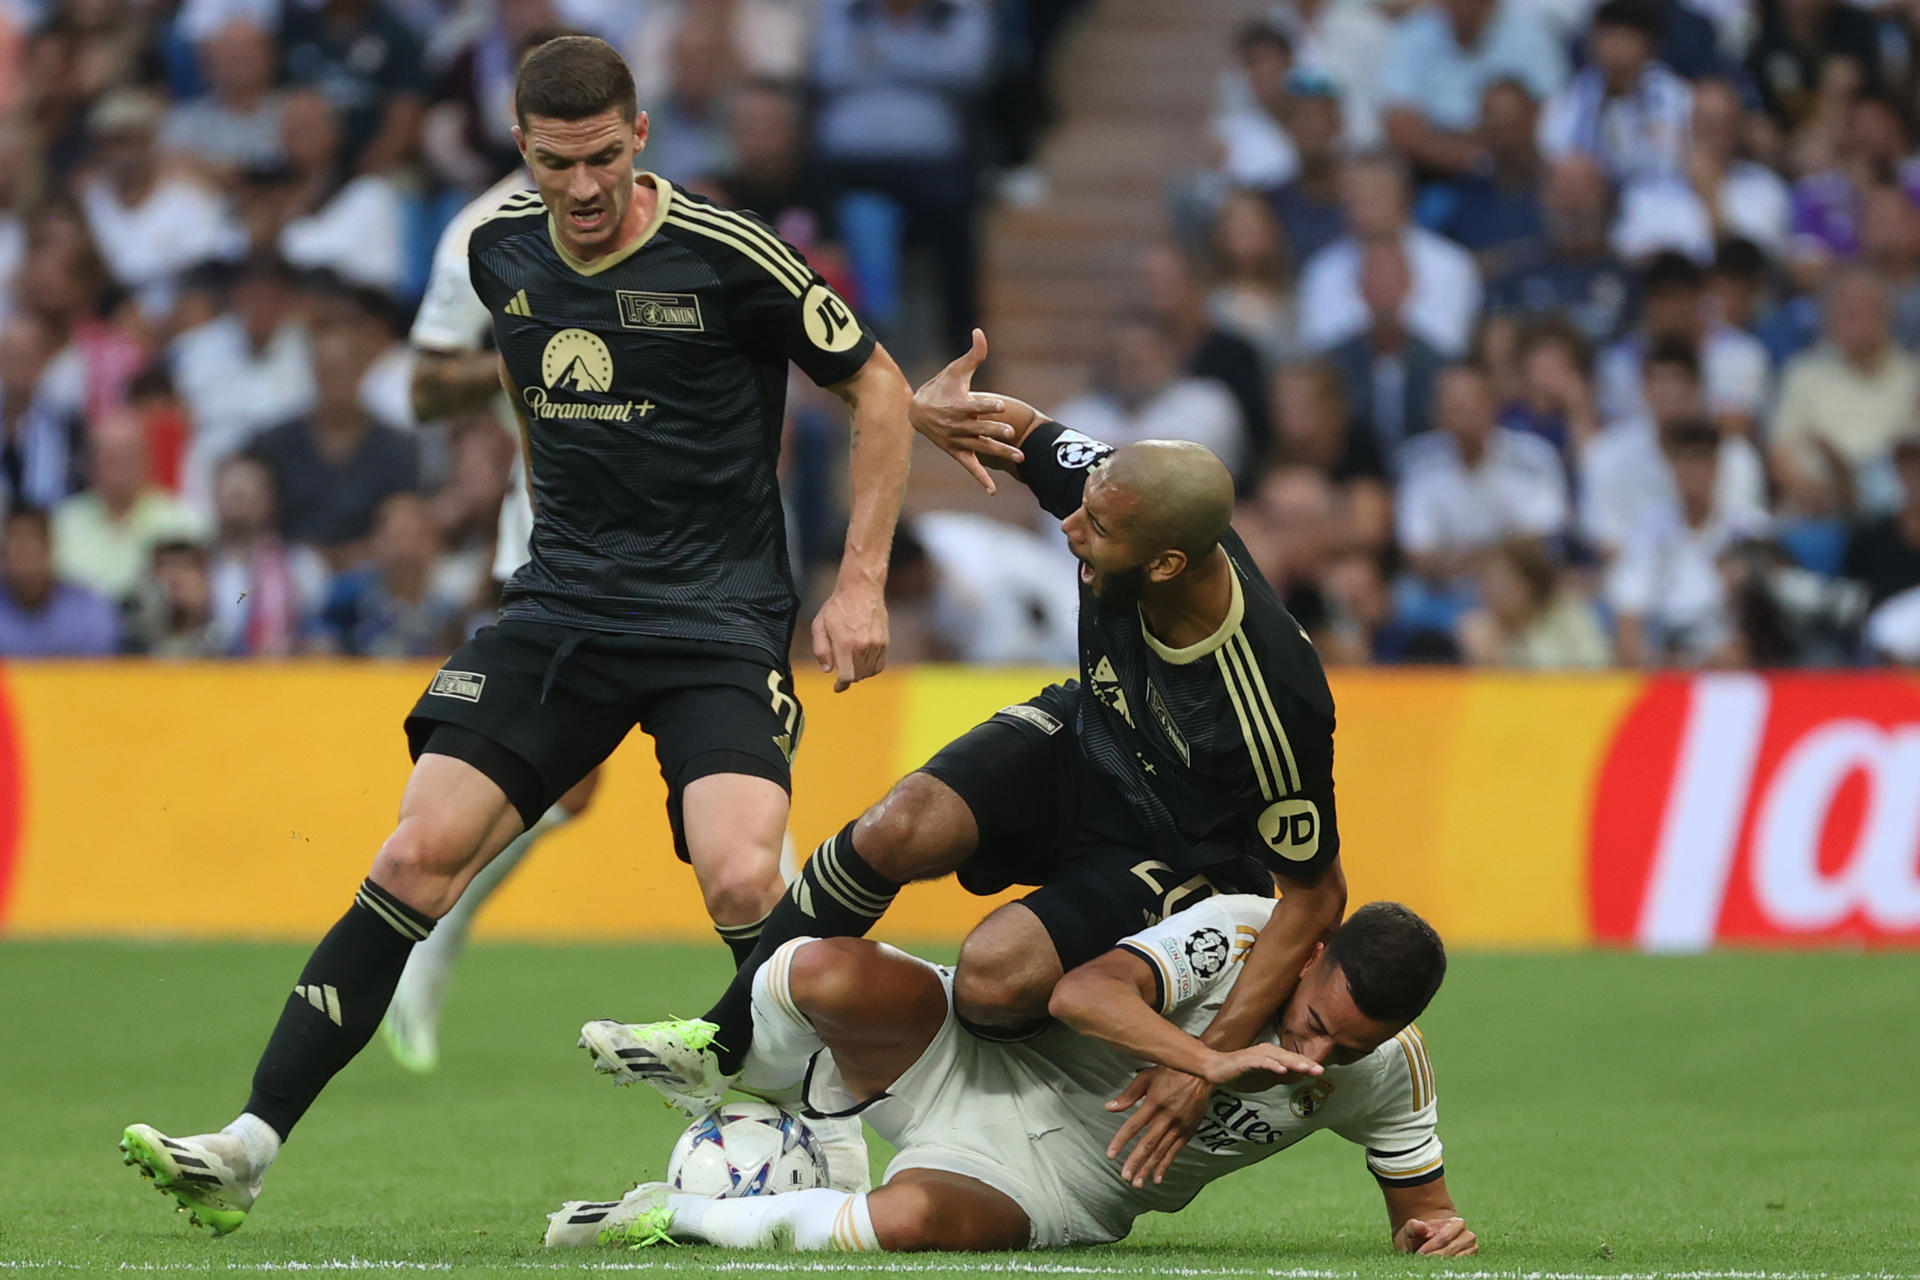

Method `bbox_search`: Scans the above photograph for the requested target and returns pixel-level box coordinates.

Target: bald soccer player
[588,331,1346,1188]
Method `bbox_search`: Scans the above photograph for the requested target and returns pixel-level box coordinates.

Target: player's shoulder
[467,183,548,258]
[1352,1024,1437,1111]
[1119,894,1274,992]
[1221,530,1335,716]
[658,183,815,297]
[441,173,536,256]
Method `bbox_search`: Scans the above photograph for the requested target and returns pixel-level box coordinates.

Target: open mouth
[567,206,606,233]
[1080,561,1095,585]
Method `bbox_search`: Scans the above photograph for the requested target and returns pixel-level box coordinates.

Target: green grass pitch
[0,937,1914,1278]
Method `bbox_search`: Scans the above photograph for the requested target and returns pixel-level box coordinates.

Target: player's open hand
[1104,1066,1212,1189]
[812,579,888,693]
[1200,1043,1322,1092]
[1394,1216,1479,1257]
[908,329,1024,493]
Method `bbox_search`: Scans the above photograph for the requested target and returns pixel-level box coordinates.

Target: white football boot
[578,1017,730,1116]
[544,1182,676,1248]
[119,1124,262,1235]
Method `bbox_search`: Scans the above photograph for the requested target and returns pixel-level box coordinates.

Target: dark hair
[1713,235,1768,282]
[515,35,637,127]
[1324,902,1446,1025]
[1661,417,1720,456]
[1644,337,1701,378]
[1642,250,1705,294]
[1517,316,1591,376]
[1235,19,1292,60]
[1592,0,1663,38]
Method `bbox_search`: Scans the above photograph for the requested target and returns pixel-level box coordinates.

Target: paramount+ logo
[1591,674,1920,949]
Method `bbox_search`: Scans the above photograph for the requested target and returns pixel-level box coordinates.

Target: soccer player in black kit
[118,36,976,1231]
[598,331,1347,1191]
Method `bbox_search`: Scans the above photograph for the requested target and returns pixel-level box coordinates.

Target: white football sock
[734,937,824,1096]
[391,803,569,1016]
[221,1113,280,1173]
[667,1188,878,1251]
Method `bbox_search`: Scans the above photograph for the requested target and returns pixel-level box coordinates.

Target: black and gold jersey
[1018,419,1340,883]
[467,174,876,663]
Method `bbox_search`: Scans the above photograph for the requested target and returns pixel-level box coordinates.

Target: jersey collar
[1141,561,1244,665]
[548,172,675,277]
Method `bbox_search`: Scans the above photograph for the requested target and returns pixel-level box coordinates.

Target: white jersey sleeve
[1331,1026,1444,1186]
[409,173,531,354]
[1113,894,1275,1016]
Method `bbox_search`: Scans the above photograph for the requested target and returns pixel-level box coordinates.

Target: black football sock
[704,821,900,1075]
[243,879,434,1141]
[715,912,770,968]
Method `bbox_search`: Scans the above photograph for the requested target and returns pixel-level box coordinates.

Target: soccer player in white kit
[545,896,1477,1256]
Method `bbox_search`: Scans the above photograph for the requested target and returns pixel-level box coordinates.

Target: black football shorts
[404,620,802,858]
[919,681,1271,971]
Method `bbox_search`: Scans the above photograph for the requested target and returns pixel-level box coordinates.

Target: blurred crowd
[4,0,1920,672]
[1023,0,1920,671]
[0,0,1085,658]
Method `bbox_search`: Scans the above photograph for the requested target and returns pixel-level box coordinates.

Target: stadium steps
[907,0,1268,516]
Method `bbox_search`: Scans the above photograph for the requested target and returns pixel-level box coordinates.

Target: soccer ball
[667,1101,828,1198]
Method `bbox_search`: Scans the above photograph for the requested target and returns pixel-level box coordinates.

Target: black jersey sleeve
[1015,417,1115,519]
[712,207,878,388]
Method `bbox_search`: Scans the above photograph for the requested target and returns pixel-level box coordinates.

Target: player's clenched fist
[1394,1215,1479,1257]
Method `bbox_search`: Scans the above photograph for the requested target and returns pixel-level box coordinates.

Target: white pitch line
[5,1263,1920,1279]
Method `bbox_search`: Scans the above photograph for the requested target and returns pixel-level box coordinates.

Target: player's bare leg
[952,902,1064,1033]
[577,772,790,1113]
[864,1170,1031,1251]
[681,771,788,952]
[553,937,1033,1253]
[384,769,604,1072]
[124,754,526,1233]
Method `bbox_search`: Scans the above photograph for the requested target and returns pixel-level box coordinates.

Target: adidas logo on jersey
[294,984,342,1026]
[504,289,532,317]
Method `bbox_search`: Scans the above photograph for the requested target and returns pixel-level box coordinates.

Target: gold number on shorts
[1128,858,1216,925]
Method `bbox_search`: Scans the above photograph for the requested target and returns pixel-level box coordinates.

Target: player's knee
[370,817,479,916]
[696,853,782,927]
[868,1182,945,1252]
[784,937,875,1022]
[952,937,1055,1027]
[854,774,966,882]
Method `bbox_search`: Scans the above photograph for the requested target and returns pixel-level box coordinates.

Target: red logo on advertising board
[1592,674,1920,949]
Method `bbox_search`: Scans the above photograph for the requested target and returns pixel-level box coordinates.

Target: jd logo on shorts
[1258,797,1320,862]
[618,290,705,332]
[429,670,486,703]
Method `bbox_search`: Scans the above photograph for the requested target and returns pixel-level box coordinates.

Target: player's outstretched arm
[815,346,914,692]
[1050,953,1320,1107]
[1383,1176,1478,1257]
[907,329,1035,493]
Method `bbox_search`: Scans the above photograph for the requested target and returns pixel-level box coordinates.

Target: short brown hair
[515,35,637,127]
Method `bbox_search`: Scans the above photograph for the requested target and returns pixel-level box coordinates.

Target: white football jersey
[1015,895,1443,1230]
[409,172,536,582]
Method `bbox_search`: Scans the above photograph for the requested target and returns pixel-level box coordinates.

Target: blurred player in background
[548,898,1472,1256]
[118,35,973,1234]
